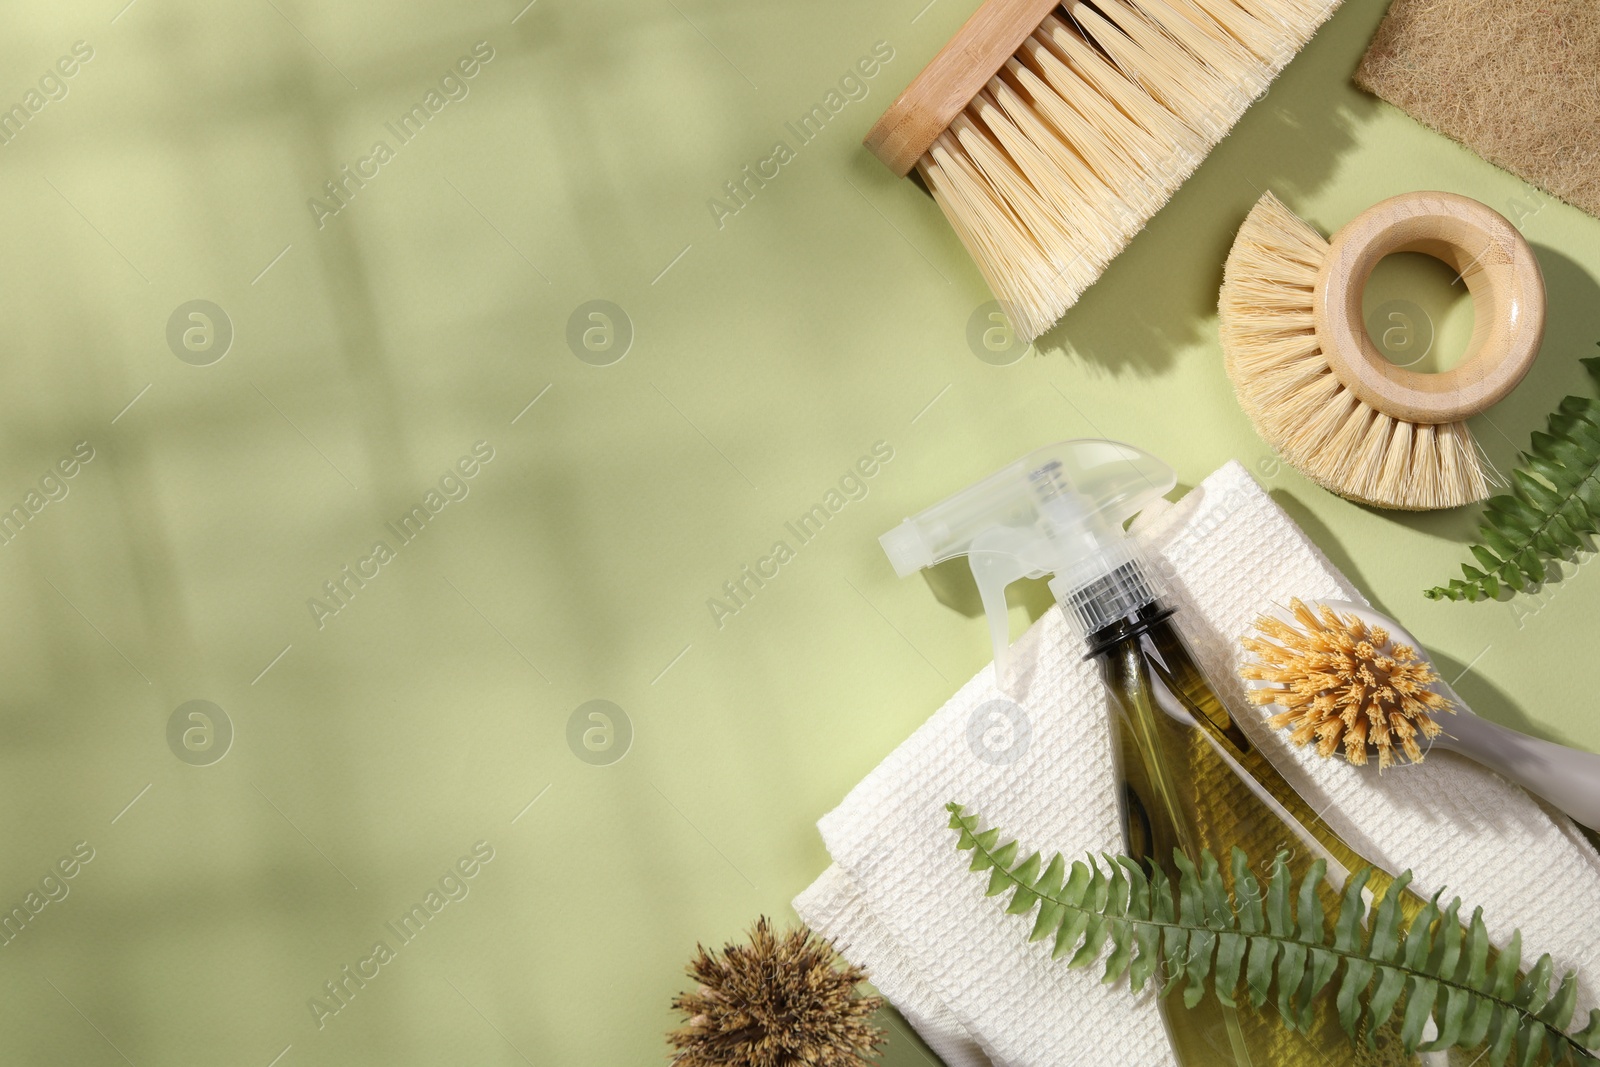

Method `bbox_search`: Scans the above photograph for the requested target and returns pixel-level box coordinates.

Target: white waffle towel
[794,461,1600,1067]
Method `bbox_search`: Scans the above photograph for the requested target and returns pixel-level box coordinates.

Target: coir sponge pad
[1354,0,1600,217]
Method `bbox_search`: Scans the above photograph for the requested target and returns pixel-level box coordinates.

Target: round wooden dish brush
[1218,190,1546,510]
[1240,598,1600,829]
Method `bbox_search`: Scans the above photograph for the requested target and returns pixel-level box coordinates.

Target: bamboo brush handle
[864,0,1062,175]
[1312,191,1545,425]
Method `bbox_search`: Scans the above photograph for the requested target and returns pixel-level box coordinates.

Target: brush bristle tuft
[1241,599,1455,769]
[1219,192,1492,509]
[917,0,1341,340]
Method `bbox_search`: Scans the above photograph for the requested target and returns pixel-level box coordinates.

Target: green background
[1,0,1595,1063]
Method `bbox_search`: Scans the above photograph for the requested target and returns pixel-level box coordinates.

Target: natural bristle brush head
[1218,190,1546,510]
[866,0,1344,341]
[1240,598,1456,769]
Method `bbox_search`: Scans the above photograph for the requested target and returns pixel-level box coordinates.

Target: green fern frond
[1426,354,1600,602]
[948,802,1600,1065]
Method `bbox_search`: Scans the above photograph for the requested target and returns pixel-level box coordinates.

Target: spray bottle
[882,439,1419,1066]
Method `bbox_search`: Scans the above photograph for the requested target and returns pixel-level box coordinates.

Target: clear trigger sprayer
[879,438,1175,684]
[880,439,1429,1067]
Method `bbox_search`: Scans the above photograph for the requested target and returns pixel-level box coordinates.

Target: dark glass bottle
[1087,600,1414,1067]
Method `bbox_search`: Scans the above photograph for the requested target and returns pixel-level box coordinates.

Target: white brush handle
[1434,712,1600,830]
[1314,601,1600,831]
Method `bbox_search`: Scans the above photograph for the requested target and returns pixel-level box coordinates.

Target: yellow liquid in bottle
[1091,606,1417,1067]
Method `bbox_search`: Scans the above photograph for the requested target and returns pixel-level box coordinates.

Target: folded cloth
[794,461,1600,1067]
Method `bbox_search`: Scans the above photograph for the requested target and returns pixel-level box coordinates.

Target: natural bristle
[918,0,1340,341]
[1241,599,1456,769]
[1218,192,1493,509]
[668,918,884,1067]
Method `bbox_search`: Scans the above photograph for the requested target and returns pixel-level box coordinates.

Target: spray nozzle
[880,439,1176,679]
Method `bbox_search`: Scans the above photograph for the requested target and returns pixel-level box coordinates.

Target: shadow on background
[920,556,1054,625]
[1427,650,1547,739]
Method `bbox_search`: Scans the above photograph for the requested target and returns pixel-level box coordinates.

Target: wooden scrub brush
[865,0,1345,342]
[1241,597,1600,829]
[1219,190,1546,510]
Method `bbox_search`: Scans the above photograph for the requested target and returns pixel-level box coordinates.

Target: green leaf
[1401,893,1441,973]
[1245,934,1279,1010]
[1104,856,1129,919]
[1424,984,1472,1052]
[1336,956,1375,1039]
[1275,944,1307,1027]
[1063,860,1092,908]
[1199,851,1229,930]
[1367,965,1407,1044]
[1103,917,1133,984]
[1213,931,1247,1008]
[1296,859,1327,942]
[1516,953,1554,1015]
[1130,921,1161,992]
[1427,896,1464,980]
[1333,867,1372,952]
[1055,904,1091,961]
[1458,909,1496,1048]
[1118,857,1148,920]
[1175,850,1204,926]
[1161,922,1190,999]
[1369,871,1413,964]
[1067,911,1109,969]
[1400,976,1439,1052]
[1492,930,1523,1001]
[1300,947,1339,1032]
[1542,972,1579,1032]
[1004,852,1042,912]
[1428,357,1600,601]
[948,805,1600,1065]
[1151,864,1174,923]
[1489,1004,1519,1067]
[1573,1008,1600,1048]
[1233,849,1264,935]
[1517,1020,1545,1067]
[1029,855,1067,942]
[1266,852,1293,938]
[1184,926,1215,1009]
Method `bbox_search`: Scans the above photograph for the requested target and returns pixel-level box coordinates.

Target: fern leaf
[1367,965,1408,1044]
[1007,852,1042,912]
[1233,850,1264,934]
[1573,1008,1600,1049]
[1245,931,1279,1010]
[1427,353,1600,602]
[1215,931,1248,1008]
[1104,916,1134,984]
[1029,854,1067,942]
[1490,1004,1520,1066]
[946,802,1599,1064]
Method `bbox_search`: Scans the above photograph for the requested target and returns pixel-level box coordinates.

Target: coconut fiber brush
[1241,598,1600,829]
[866,0,1343,341]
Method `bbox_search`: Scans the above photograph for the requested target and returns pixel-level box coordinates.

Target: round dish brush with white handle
[1241,597,1600,830]
[1218,190,1546,510]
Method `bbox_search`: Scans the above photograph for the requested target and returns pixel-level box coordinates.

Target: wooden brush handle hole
[1313,191,1545,425]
